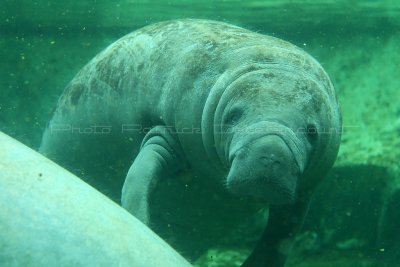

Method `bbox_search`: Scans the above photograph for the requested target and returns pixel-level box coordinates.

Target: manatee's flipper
[242,193,312,267]
[121,126,185,224]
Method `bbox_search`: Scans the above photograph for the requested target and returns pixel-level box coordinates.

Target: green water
[1,1,400,266]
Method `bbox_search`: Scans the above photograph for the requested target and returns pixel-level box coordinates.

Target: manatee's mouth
[226,122,306,204]
[227,172,297,204]
[228,121,306,173]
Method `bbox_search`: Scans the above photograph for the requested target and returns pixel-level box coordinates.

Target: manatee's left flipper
[241,192,313,267]
[121,126,185,224]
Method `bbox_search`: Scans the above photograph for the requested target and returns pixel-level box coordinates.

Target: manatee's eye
[223,107,244,126]
[306,124,318,143]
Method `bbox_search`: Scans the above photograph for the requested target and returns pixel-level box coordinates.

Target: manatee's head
[208,51,341,205]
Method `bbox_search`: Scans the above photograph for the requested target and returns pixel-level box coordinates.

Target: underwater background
[1,0,400,266]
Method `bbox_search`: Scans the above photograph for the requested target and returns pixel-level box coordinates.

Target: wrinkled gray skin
[40,19,341,266]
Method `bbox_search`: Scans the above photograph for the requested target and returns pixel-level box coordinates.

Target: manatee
[0,132,191,267]
[40,19,342,266]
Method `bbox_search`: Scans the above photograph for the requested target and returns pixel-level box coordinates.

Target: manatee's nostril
[260,154,281,168]
[260,156,271,167]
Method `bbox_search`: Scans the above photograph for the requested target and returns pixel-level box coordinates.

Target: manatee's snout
[227,135,303,204]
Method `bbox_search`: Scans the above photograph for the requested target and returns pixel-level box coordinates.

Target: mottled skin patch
[40,19,341,267]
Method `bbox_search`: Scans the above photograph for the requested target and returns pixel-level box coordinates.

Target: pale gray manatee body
[40,19,342,267]
[0,132,191,267]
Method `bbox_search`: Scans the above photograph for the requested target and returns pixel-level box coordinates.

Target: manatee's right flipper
[121,126,185,224]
